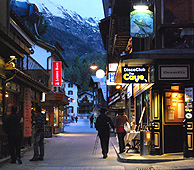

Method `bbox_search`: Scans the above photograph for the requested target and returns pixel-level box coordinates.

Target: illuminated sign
[130,9,153,38]
[122,66,148,83]
[109,63,118,71]
[108,91,121,106]
[127,84,133,99]
[52,61,62,86]
[107,72,116,85]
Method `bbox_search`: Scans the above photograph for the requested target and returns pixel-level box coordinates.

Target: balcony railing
[16,55,49,87]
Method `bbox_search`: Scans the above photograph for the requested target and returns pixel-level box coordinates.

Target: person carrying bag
[115,110,129,153]
[124,121,131,133]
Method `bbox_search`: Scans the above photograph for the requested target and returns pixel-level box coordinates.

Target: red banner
[52,61,62,86]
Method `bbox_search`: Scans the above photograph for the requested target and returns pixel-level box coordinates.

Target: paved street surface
[1,118,194,170]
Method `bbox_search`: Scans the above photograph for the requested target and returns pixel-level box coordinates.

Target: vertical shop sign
[184,87,194,154]
[185,87,193,119]
[24,87,32,137]
[107,72,115,85]
[127,84,133,99]
[52,61,62,87]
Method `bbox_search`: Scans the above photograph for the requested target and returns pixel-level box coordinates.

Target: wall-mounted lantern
[5,56,17,69]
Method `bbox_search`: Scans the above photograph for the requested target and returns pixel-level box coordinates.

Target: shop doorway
[164,91,184,153]
[164,125,184,153]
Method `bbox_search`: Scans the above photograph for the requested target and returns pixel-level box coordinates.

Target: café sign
[122,66,148,83]
[52,61,62,87]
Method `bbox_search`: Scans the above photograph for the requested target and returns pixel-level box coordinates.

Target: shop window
[164,91,184,123]
[163,28,194,49]
[54,107,59,126]
[0,90,3,126]
[163,0,194,49]
[152,91,160,120]
[68,83,73,88]
[59,110,64,129]
[108,7,111,16]
[68,90,73,95]
[136,95,142,127]
[164,0,194,24]
[142,90,151,127]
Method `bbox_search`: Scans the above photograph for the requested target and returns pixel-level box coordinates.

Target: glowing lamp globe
[96,69,105,78]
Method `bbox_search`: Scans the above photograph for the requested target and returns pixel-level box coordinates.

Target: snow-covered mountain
[17,0,105,58]
[19,0,100,26]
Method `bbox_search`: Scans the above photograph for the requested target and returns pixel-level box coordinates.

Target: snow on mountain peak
[17,0,99,26]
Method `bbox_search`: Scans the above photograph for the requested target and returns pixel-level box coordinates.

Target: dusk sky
[19,0,104,19]
[57,0,104,19]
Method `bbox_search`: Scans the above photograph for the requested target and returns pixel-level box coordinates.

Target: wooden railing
[15,55,50,87]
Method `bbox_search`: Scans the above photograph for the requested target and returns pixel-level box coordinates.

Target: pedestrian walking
[90,115,94,128]
[30,106,45,161]
[95,108,115,159]
[71,116,74,122]
[5,105,22,164]
[75,116,78,123]
[115,110,129,153]
[93,116,97,127]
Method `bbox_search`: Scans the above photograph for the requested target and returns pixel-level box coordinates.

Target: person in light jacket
[115,110,129,153]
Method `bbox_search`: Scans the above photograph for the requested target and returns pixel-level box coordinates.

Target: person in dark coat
[5,105,22,164]
[75,116,78,123]
[90,115,94,128]
[95,108,115,159]
[30,106,45,161]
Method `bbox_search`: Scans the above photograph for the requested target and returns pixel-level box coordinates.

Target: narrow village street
[0,118,194,170]
[2,1,194,170]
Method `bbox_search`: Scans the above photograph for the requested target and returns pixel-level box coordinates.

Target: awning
[120,49,194,61]
[115,49,194,83]
[45,91,69,106]
[5,68,50,92]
